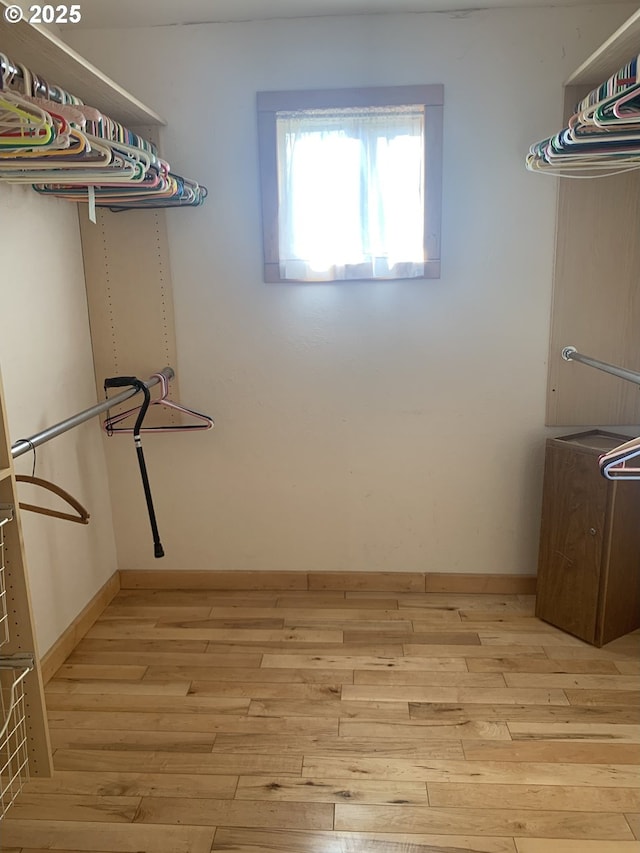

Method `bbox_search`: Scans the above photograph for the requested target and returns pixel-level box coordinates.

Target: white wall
[0,184,118,654]
[67,4,634,576]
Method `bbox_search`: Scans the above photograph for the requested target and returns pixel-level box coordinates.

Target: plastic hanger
[15,475,90,524]
[599,435,640,480]
[0,53,207,210]
[104,373,213,434]
[0,92,55,147]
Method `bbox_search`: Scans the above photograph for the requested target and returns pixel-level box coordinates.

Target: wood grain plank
[5,793,141,822]
[352,671,508,687]
[428,782,640,812]
[393,593,534,611]
[276,595,396,609]
[69,652,264,668]
[338,720,511,740]
[479,633,588,647]
[565,689,640,706]
[212,827,518,853]
[120,570,308,590]
[47,710,338,735]
[424,574,536,594]
[261,654,467,671]
[209,606,462,623]
[102,605,214,620]
[505,674,640,690]
[135,797,334,829]
[507,722,640,743]
[345,631,481,645]
[188,682,344,700]
[144,666,355,684]
[234,775,428,804]
[53,749,303,776]
[248,699,410,720]
[403,645,547,658]
[53,664,149,681]
[87,625,343,643]
[45,694,251,714]
[71,638,211,654]
[113,589,280,605]
[413,619,554,633]
[46,679,191,696]
[24,770,238,798]
[462,741,640,764]
[302,756,640,786]
[48,728,218,752]
[0,820,216,852]
[279,620,415,632]
[410,705,640,724]
[515,841,640,853]
[333,804,633,838]
[468,658,621,674]
[343,686,568,706]
[211,734,464,758]
[158,617,289,629]
[459,612,541,622]
[307,571,424,591]
[205,642,406,656]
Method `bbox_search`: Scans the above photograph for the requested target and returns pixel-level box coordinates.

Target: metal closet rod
[11,367,175,460]
[562,347,640,386]
[0,55,69,104]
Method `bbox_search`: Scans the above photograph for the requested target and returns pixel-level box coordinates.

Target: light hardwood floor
[3,588,640,853]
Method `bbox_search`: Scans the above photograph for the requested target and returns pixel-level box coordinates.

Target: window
[257,85,443,283]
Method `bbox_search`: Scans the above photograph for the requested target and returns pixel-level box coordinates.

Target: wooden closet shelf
[566,7,640,86]
[0,1,165,126]
[0,467,11,482]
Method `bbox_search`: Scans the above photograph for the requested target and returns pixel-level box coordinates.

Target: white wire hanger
[599,435,640,480]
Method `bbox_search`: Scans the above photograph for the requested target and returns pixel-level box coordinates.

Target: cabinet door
[598,481,640,646]
[536,444,608,643]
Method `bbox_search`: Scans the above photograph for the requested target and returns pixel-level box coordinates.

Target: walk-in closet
[0,2,638,851]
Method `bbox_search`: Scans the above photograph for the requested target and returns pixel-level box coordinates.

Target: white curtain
[276,108,425,281]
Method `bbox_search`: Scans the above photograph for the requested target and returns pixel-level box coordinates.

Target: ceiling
[68,0,618,28]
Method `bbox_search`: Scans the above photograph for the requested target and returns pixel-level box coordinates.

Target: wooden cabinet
[536,431,640,647]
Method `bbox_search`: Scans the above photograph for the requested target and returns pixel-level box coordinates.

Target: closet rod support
[561,347,640,386]
[10,367,175,460]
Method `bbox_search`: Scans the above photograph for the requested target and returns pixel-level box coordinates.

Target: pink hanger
[104,373,213,435]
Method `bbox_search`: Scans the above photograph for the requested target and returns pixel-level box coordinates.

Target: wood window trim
[257,85,444,284]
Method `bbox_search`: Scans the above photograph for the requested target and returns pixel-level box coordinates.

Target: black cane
[104,376,164,558]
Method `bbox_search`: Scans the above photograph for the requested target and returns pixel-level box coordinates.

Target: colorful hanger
[0,51,207,209]
[527,60,640,176]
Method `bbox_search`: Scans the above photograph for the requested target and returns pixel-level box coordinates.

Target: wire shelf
[0,507,12,649]
[0,661,31,820]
